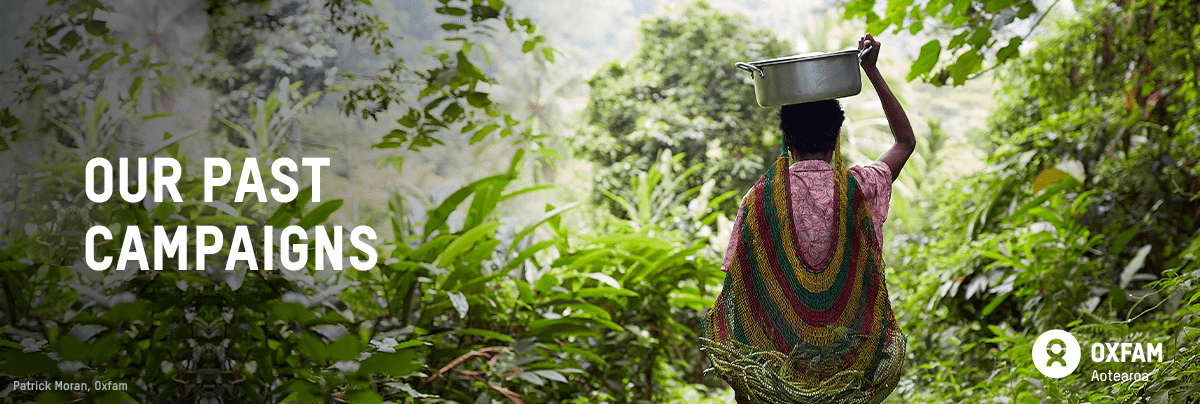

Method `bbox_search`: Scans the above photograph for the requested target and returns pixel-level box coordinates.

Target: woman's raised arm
[859,34,916,183]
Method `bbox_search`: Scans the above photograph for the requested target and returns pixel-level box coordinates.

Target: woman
[701,34,915,404]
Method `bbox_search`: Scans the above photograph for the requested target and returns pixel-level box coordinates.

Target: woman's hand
[858,34,880,70]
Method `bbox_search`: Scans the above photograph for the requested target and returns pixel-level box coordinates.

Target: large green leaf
[359,350,423,377]
[328,335,362,361]
[908,40,941,81]
[297,199,344,229]
[436,221,501,268]
[425,174,515,238]
[456,328,517,343]
[525,318,598,338]
[0,350,59,377]
[56,335,92,361]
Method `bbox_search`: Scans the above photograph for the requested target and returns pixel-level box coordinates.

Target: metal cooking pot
[735,46,871,107]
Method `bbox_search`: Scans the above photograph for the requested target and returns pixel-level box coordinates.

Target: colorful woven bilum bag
[700,143,906,404]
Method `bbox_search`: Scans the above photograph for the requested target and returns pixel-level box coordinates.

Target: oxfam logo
[1032,329,1081,378]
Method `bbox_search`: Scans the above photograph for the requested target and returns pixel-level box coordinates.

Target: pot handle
[858,44,874,61]
[735,62,763,77]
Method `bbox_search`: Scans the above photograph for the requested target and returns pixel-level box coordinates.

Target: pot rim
[746,49,859,67]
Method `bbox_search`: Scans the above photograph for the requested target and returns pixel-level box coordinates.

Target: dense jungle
[0,0,1196,403]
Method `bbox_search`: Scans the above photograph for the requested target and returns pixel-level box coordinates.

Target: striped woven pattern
[701,145,905,404]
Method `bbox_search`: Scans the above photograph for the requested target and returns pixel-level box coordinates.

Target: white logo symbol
[1032,329,1080,378]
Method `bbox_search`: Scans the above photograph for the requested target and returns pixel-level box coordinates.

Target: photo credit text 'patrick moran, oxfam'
[8,380,129,393]
[1032,329,1164,382]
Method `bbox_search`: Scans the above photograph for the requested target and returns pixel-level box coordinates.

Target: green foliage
[0,0,565,403]
[602,149,735,235]
[886,0,1200,401]
[357,0,555,154]
[341,149,730,403]
[197,0,339,146]
[577,0,792,216]
[0,152,382,403]
[5,0,1196,402]
[2,48,729,404]
[987,0,1199,282]
[220,77,323,158]
[844,0,1043,85]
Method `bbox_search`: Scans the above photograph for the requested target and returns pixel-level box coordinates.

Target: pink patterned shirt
[722,160,892,271]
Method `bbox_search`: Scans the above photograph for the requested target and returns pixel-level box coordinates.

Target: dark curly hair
[778,99,845,154]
